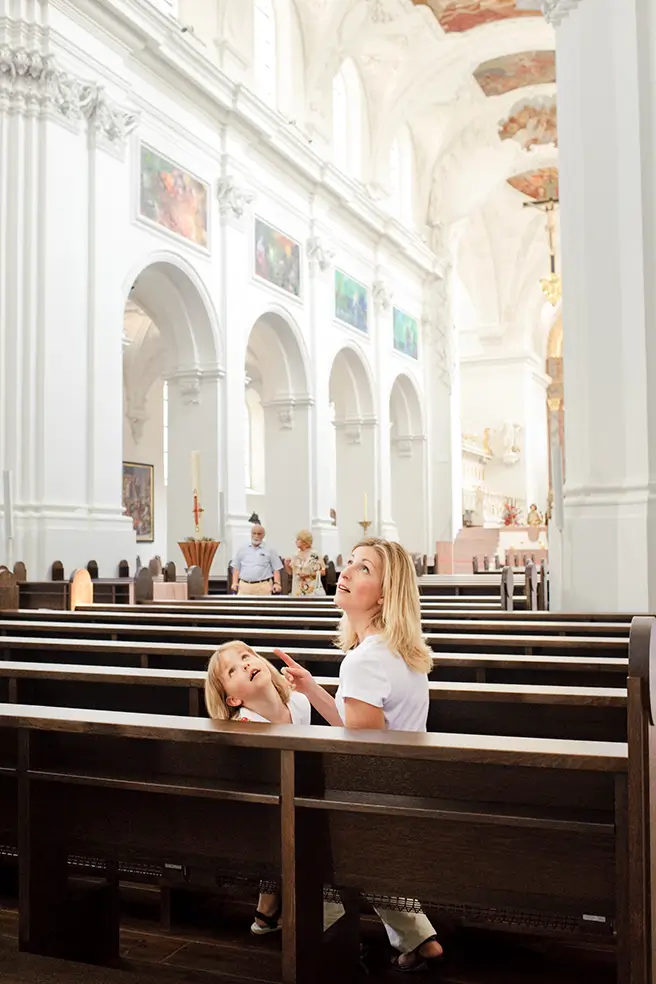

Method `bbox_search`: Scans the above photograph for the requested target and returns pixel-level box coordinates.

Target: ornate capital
[0,47,88,121]
[516,0,581,24]
[216,175,255,219]
[540,0,581,25]
[307,235,335,273]
[372,279,392,313]
[170,370,202,405]
[0,47,138,147]
[83,84,138,148]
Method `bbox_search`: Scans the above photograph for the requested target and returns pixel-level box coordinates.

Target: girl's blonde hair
[295,528,313,548]
[336,538,433,674]
[205,641,291,720]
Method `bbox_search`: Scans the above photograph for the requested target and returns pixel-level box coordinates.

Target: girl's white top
[237,690,311,724]
[334,634,429,732]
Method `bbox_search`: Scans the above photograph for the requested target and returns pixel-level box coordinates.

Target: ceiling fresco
[499,97,557,150]
[474,50,556,97]
[412,0,542,34]
[507,168,559,200]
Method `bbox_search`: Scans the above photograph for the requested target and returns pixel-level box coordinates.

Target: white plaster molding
[393,434,426,459]
[422,274,454,393]
[0,47,90,122]
[307,235,335,273]
[83,83,139,149]
[216,175,255,219]
[516,0,581,24]
[0,48,137,147]
[126,403,148,444]
[372,279,393,313]
[169,369,202,404]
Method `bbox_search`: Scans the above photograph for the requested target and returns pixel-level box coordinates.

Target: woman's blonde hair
[336,538,433,674]
[295,528,313,548]
[205,641,291,720]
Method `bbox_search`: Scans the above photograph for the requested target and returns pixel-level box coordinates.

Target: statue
[527,504,543,527]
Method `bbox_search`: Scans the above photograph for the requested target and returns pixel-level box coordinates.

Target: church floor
[0,899,616,984]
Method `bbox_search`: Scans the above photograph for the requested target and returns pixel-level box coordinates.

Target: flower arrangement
[502,501,520,526]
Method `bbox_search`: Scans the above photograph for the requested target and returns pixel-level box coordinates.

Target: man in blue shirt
[231,525,283,596]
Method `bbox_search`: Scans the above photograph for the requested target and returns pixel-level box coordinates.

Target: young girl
[277,537,444,973]
[205,640,311,935]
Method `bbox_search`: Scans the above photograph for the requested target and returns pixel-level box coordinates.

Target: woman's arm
[342,698,385,730]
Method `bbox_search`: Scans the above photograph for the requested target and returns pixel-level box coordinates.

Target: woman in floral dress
[285,530,326,597]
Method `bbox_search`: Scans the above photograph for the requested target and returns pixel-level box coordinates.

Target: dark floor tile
[163,941,281,983]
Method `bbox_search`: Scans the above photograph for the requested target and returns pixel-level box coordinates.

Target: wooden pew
[0,636,629,688]
[0,660,628,742]
[0,702,639,982]
[60,607,630,637]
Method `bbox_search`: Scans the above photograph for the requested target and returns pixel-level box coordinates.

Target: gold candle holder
[358,520,372,535]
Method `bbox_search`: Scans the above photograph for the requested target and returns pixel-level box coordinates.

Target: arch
[329,343,375,420]
[389,126,415,225]
[122,251,223,369]
[253,0,277,107]
[246,306,311,402]
[389,372,424,437]
[332,58,365,180]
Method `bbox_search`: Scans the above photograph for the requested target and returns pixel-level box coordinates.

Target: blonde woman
[285,529,326,597]
[277,538,444,973]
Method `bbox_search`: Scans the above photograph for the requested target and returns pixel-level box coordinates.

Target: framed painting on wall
[393,307,419,360]
[122,462,154,543]
[138,144,209,249]
[334,270,368,333]
[254,217,301,297]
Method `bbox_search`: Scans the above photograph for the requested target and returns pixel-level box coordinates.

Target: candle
[363,493,368,522]
[191,451,201,496]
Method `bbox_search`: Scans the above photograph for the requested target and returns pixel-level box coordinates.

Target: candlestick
[191,451,202,535]
[359,520,372,536]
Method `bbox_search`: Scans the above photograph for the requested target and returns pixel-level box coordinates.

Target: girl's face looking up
[219,646,273,708]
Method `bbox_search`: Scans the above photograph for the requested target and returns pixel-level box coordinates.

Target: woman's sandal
[250,907,281,936]
[391,934,444,974]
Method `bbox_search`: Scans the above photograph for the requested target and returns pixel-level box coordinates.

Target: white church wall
[122,382,168,566]
[2,0,449,577]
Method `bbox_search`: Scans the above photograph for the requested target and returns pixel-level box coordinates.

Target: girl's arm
[276,650,344,726]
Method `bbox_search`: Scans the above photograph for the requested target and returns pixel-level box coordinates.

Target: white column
[372,279,398,541]
[306,231,340,557]
[423,273,460,569]
[216,155,256,565]
[0,32,136,575]
[334,418,377,556]
[551,0,655,610]
[261,398,312,558]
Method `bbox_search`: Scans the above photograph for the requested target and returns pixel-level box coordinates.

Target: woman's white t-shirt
[334,634,429,733]
[236,690,311,724]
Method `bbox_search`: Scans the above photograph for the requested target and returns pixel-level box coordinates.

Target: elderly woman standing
[285,530,326,597]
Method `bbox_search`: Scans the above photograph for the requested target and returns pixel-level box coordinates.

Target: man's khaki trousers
[237,579,273,596]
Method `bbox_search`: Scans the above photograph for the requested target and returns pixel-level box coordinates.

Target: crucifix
[192,491,204,536]
[523,196,561,305]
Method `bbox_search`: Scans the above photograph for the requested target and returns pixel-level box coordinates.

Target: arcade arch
[244,309,312,554]
[389,374,426,552]
[121,257,223,564]
[329,345,377,557]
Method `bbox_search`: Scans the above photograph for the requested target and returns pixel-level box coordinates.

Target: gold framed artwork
[122,462,154,542]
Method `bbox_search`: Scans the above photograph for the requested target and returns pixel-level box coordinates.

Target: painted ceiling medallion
[507,167,559,200]
[411,0,541,33]
[499,96,557,150]
[474,50,555,97]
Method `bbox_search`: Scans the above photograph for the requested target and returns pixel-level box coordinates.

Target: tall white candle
[363,492,368,522]
[191,451,201,496]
